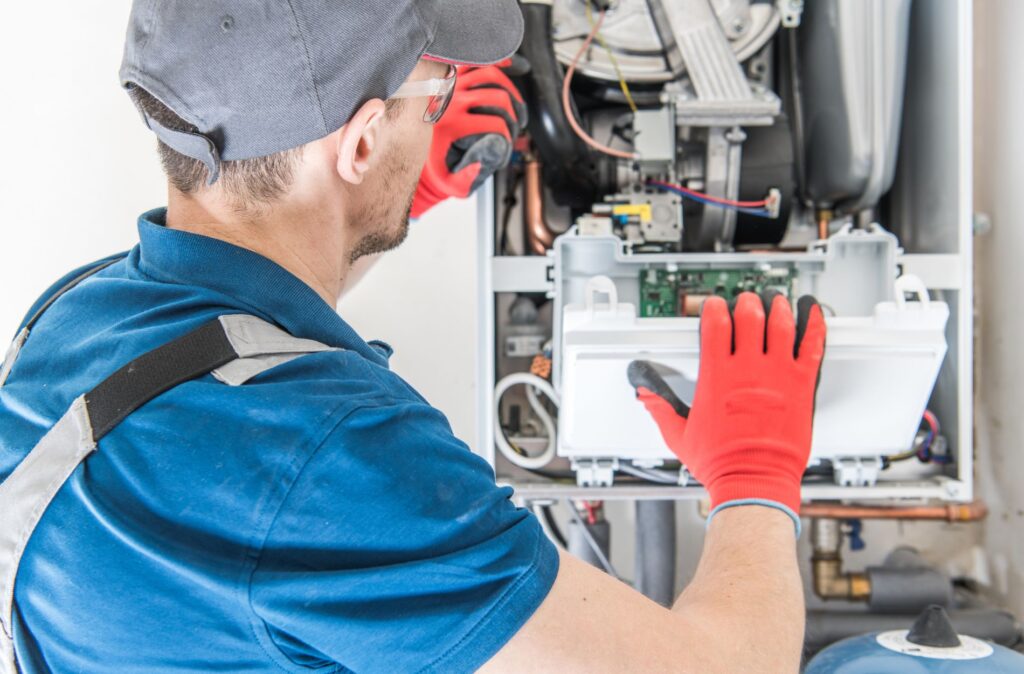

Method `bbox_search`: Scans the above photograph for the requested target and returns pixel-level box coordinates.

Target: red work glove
[410,61,527,219]
[627,292,826,532]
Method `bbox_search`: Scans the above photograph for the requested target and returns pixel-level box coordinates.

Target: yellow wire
[585,3,639,114]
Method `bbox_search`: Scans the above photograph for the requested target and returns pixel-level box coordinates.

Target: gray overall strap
[0,314,336,673]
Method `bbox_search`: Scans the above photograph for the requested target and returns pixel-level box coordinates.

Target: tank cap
[906,605,962,648]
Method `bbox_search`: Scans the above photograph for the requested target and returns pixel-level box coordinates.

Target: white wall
[0,3,161,335]
[337,199,480,443]
[0,2,479,444]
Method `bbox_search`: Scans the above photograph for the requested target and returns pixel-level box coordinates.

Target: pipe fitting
[813,556,872,601]
[810,518,871,602]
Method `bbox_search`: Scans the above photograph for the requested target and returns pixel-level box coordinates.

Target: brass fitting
[810,518,872,601]
[812,555,871,601]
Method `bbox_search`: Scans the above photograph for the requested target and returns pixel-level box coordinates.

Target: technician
[0,2,825,673]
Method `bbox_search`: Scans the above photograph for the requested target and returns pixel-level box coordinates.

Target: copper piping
[802,500,988,523]
[524,159,555,256]
[816,208,833,241]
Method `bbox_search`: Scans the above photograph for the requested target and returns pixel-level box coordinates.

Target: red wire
[583,501,599,525]
[923,410,940,435]
[561,10,639,160]
[649,179,771,208]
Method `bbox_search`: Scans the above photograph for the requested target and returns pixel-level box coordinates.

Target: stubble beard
[348,148,418,265]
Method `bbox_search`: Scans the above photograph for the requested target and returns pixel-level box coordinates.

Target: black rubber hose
[517,1,601,210]
[539,505,568,548]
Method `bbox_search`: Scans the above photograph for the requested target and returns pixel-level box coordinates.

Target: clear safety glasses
[389,64,458,124]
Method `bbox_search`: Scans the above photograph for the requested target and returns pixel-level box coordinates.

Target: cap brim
[424,0,524,66]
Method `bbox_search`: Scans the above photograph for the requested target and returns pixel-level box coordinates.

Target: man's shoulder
[237,345,427,411]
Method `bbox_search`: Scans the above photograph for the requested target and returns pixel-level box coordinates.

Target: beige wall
[974,0,1024,617]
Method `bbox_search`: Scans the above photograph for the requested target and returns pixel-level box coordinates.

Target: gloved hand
[410,61,527,219]
[627,292,826,532]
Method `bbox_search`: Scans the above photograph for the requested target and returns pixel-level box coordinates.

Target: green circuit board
[639,267,798,317]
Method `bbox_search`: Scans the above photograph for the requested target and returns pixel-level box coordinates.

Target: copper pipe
[802,500,988,523]
[524,159,555,255]
[816,208,833,241]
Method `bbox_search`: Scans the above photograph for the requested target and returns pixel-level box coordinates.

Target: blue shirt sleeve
[249,398,559,674]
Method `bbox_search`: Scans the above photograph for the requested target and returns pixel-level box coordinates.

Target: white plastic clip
[584,276,619,317]
[894,274,931,310]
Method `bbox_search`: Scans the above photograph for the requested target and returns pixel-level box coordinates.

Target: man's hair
[131,88,405,207]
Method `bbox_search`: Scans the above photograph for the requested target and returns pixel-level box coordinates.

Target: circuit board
[639,267,798,317]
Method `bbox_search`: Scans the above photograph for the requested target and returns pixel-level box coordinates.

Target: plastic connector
[766,188,783,219]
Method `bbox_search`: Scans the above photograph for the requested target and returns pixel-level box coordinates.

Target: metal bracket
[699,126,747,251]
[649,0,781,126]
[777,0,805,28]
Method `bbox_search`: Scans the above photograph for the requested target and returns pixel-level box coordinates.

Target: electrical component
[557,258,951,479]
[639,266,797,318]
[589,191,684,245]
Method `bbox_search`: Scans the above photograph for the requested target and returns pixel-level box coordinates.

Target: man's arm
[486,292,825,673]
[482,505,801,674]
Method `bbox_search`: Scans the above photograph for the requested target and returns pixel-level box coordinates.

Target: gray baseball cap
[119,0,524,184]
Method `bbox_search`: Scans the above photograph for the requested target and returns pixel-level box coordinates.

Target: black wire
[784,28,809,206]
[539,505,568,548]
[521,467,576,481]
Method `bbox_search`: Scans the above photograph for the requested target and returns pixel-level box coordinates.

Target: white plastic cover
[558,276,949,463]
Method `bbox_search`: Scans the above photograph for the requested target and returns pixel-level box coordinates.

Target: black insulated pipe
[635,500,677,607]
[517,1,601,210]
[867,547,954,614]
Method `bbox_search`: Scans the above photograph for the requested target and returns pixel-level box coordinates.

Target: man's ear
[335,99,387,185]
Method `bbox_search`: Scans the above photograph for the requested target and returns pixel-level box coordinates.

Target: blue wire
[916,425,953,464]
[648,182,774,219]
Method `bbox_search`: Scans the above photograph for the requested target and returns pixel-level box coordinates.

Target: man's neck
[166,190,349,307]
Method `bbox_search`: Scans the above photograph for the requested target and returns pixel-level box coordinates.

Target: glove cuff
[707,474,802,530]
[708,498,802,537]
[708,499,801,537]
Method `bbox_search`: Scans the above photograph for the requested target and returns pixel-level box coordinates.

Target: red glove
[410,61,527,219]
[627,292,826,528]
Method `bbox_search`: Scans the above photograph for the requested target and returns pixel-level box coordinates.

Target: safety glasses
[389,64,458,124]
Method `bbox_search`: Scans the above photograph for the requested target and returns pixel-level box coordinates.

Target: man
[0,1,824,672]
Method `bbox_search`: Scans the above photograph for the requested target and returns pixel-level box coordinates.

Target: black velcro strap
[84,319,238,441]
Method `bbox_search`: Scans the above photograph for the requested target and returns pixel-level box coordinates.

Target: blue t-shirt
[0,209,558,673]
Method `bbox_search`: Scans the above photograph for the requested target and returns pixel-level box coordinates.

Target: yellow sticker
[612,204,653,222]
